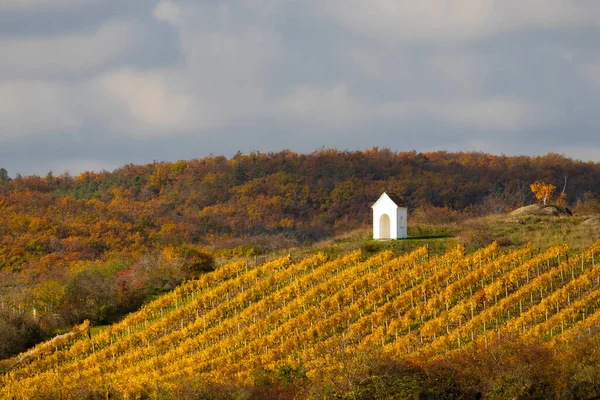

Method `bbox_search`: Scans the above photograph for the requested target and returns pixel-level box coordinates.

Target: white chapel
[372,192,407,240]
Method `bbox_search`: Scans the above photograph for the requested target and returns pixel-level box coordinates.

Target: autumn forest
[2,149,600,398]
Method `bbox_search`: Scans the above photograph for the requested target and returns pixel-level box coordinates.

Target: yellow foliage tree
[530,181,556,205]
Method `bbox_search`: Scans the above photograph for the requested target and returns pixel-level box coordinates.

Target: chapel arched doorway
[379,214,391,239]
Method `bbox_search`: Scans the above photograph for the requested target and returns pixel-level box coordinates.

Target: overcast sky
[1,0,600,176]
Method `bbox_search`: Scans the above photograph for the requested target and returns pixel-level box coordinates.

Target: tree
[0,168,11,181]
[0,311,42,359]
[181,246,215,278]
[530,181,556,205]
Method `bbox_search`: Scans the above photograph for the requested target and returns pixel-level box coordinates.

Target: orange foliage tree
[530,181,556,205]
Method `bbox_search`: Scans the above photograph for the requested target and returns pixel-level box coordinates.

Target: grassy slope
[457,213,600,252]
[275,210,600,262]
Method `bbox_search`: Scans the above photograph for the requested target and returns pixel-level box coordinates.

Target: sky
[1,0,600,176]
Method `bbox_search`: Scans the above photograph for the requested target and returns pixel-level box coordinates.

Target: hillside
[2,148,600,374]
[2,150,600,258]
[2,241,600,399]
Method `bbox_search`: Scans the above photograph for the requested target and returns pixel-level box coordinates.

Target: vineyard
[2,240,600,399]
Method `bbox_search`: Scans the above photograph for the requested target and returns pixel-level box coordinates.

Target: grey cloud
[0,0,156,37]
[1,0,600,176]
[313,0,600,44]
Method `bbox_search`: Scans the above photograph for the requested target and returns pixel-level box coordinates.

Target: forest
[1,148,600,359]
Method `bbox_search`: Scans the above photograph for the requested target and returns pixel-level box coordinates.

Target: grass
[361,236,458,257]
[248,223,461,264]
[212,209,600,269]
[312,213,600,258]
[460,213,600,254]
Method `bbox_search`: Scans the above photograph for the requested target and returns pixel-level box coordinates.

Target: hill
[2,241,600,399]
[2,149,600,254]
[2,149,600,363]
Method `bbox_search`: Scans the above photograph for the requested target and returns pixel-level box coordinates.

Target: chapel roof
[385,192,406,207]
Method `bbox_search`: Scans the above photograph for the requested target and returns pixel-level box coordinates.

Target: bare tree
[479,180,531,215]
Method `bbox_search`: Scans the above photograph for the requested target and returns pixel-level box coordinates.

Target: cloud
[0,80,80,141]
[1,0,98,11]
[434,97,555,131]
[1,0,547,142]
[280,85,361,127]
[558,146,600,163]
[77,0,286,139]
[94,0,560,142]
[96,68,211,135]
[579,61,600,89]
[146,1,547,137]
[0,21,142,78]
[153,0,182,26]
[315,0,600,43]
[279,86,550,133]
[0,0,599,175]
